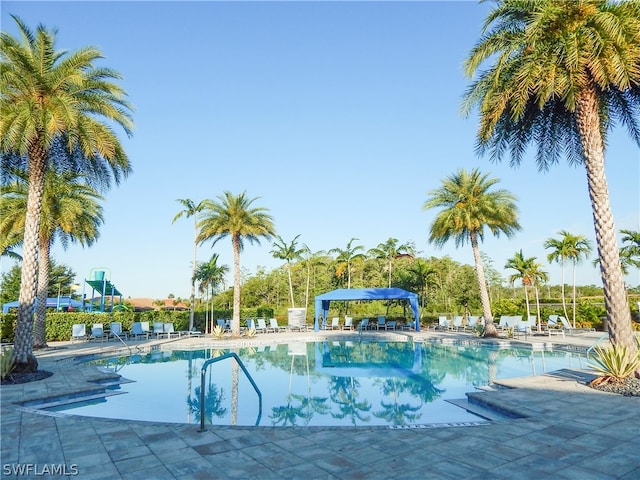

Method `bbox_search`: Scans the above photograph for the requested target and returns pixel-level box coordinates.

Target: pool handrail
[199,352,262,431]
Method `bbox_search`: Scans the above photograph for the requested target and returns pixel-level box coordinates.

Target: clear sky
[2,1,639,300]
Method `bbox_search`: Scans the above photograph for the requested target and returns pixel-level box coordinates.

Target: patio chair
[270,318,286,333]
[216,319,228,332]
[71,324,87,342]
[358,318,369,331]
[385,320,397,330]
[328,317,340,330]
[153,322,167,339]
[108,322,127,341]
[451,316,464,331]
[342,316,354,330]
[256,318,273,333]
[435,316,449,331]
[90,323,105,342]
[375,316,386,330]
[164,323,180,338]
[545,315,565,337]
[464,316,480,332]
[130,322,148,340]
[558,316,575,335]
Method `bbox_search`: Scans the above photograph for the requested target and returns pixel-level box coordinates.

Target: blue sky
[2,1,638,300]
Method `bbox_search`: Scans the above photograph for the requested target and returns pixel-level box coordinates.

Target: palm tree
[270,234,304,308]
[544,232,573,320]
[618,230,640,274]
[193,253,228,333]
[329,238,366,289]
[0,17,133,372]
[1,168,104,347]
[424,168,520,336]
[505,250,534,320]
[545,231,592,328]
[196,192,275,337]
[410,259,437,309]
[462,0,639,352]
[172,198,205,331]
[368,238,415,288]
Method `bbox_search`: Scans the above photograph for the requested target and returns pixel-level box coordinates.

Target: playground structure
[82,268,123,312]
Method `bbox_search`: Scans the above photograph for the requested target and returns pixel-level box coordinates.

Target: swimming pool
[51,340,586,427]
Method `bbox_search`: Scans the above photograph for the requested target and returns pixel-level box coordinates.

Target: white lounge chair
[358,318,369,331]
[328,317,340,330]
[342,316,354,330]
[130,322,148,340]
[90,323,105,342]
[164,323,180,338]
[269,318,286,333]
[71,324,87,342]
[452,316,464,331]
[108,322,127,341]
[375,316,386,330]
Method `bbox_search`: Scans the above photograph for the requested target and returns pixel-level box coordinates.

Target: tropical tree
[270,234,304,308]
[172,198,205,331]
[617,230,640,274]
[545,231,592,328]
[368,238,415,288]
[462,0,639,354]
[424,168,520,336]
[196,192,275,337]
[0,17,133,372]
[505,250,548,327]
[329,238,366,289]
[193,253,228,333]
[1,168,103,347]
[409,259,437,309]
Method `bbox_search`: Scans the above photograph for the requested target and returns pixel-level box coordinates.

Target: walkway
[1,330,638,479]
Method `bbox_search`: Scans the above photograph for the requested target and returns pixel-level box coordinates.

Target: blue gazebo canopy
[2,296,84,313]
[314,288,420,331]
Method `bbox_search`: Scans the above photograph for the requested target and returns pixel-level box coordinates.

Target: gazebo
[314,287,420,332]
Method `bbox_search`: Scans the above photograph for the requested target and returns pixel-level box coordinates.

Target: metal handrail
[198,352,262,432]
[586,332,610,358]
[110,331,132,356]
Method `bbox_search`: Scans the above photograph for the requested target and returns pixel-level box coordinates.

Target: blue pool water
[52,340,586,427]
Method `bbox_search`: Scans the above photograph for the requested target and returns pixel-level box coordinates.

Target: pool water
[52,341,586,427]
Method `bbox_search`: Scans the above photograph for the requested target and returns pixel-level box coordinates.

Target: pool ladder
[198,352,262,431]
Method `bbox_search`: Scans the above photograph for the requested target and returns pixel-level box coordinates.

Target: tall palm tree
[505,250,534,320]
[618,230,640,274]
[172,198,205,331]
[545,231,592,327]
[196,192,275,337]
[1,168,104,347]
[193,253,229,334]
[0,17,133,372]
[270,234,304,308]
[544,232,573,319]
[329,238,366,289]
[368,238,415,288]
[462,0,639,353]
[424,168,520,336]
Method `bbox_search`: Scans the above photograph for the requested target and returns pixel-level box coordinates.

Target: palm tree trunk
[231,235,241,337]
[33,238,51,348]
[287,265,295,308]
[572,262,577,329]
[470,232,496,336]
[523,285,531,320]
[13,148,47,373]
[576,87,636,357]
[560,258,569,319]
[189,219,197,331]
[535,285,542,332]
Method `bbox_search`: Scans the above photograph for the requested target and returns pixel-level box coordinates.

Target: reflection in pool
[54,341,586,427]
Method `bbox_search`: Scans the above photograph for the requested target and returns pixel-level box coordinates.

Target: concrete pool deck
[1,330,639,479]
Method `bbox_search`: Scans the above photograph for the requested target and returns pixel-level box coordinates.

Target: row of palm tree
[2,2,639,372]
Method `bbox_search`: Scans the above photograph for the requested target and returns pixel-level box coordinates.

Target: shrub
[1,347,15,380]
[589,344,640,386]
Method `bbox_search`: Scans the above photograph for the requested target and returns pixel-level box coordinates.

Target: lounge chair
[71,324,87,342]
[375,316,386,330]
[342,316,354,330]
[108,322,127,341]
[90,323,105,342]
[269,318,286,333]
[385,320,397,330]
[435,316,449,331]
[216,319,229,332]
[153,322,167,339]
[402,319,415,331]
[544,315,565,337]
[452,316,464,331]
[358,318,369,331]
[130,322,148,340]
[328,317,340,330]
[164,323,180,338]
[465,316,480,332]
[257,318,273,333]
[497,316,514,333]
